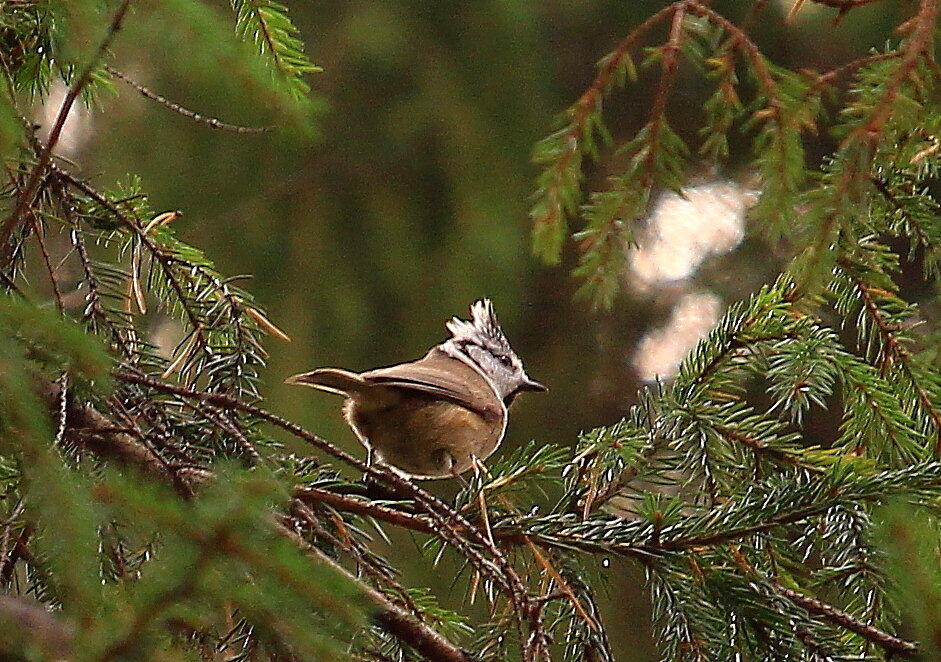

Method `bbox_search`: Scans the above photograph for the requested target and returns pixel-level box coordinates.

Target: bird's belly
[347,396,503,479]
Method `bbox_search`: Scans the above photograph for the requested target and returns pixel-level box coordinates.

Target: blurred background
[52,0,907,657]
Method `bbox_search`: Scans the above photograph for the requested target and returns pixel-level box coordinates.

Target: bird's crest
[446,299,511,353]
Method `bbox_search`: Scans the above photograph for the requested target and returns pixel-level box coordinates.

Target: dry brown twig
[105,65,271,134]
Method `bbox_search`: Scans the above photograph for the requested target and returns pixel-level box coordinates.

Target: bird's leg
[362,446,405,500]
[471,454,493,480]
[446,452,470,488]
[471,455,496,547]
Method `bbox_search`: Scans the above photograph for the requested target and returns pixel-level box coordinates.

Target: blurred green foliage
[3,1,941,661]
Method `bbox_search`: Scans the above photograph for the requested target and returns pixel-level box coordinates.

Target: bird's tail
[284,368,368,396]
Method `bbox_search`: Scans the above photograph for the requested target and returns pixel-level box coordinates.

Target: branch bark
[773,581,918,658]
[32,376,472,662]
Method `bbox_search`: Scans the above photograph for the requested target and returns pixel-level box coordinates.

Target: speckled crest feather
[445,299,511,352]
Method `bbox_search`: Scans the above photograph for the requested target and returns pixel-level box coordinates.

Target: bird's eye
[497,354,512,367]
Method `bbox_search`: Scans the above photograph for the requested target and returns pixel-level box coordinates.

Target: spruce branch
[835,258,941,451]
[641,5,687,190]
[530,2,680,264]
[845,0,938,146]
[24,375,470,662]
[54,168,215,369]
[230,0,321,100]
[807,0,889,8]
[35,376,170,481]
[772,581,918,658]
[284,526,471,662]
[0,0,132,256]
[37,383,488,661]
[813,52,903,90]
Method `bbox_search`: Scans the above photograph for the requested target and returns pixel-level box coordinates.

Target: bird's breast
[345,392,505,479]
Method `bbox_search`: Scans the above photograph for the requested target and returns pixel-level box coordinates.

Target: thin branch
[772,581,918,658]
[683,2,784,116]
[0,501,28,586]
[60,183,138,362]
[871,174,938,257]
[51,161,274,398]
[31,216,64,313]
[104,65,270,134]
[807,0,892,9]
[0,525,32,586]
[0,0,132,256]
[812,52,902,89]
[581,434,664,515]
[54,167,214,368]
[295,487,436,535]
[193,403,263,465]
[714,425,825,473]
[244,0,292,80]
[801,0,938,283]
[34,377,171,481]
[641,3,687,189]
[530,2,682,242]
[290,501,411,604]
[2,161,63,311]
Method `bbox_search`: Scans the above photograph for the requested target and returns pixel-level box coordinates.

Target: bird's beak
[520,377,548,392]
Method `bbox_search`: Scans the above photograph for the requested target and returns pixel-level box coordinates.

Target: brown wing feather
[285,368,369,395]
[361,349,502,418]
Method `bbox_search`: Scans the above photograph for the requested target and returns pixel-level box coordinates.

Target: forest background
[59,2,924,659]
[2,0,937,660]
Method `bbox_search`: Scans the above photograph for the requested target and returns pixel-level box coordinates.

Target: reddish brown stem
[0,0,132,257]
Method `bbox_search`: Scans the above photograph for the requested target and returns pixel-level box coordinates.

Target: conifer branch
[642,5,687,189]
[530,2,680,263]
[295,487,437,535]
[845,0,938,144]
[813,52,902,89]
[283,525,471,662]
[871,174,939,261]
[25,376,473,662]
[0,0,132,257]
[807,0,889,8]
[772,581,918,657]
[714,424,825,473]
[838,261,941,449]
[52,168,216,366]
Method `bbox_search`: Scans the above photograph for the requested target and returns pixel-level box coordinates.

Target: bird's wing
[362,352,502,418]
[285,368,368,396]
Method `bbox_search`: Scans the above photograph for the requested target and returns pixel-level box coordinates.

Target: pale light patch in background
[151,317,186,361]
[630,180,755,381]
[630,180,751,286]
[633,292,722,381]
[38,80,93,157]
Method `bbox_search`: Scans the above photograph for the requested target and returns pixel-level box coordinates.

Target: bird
[285,299,546,479]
